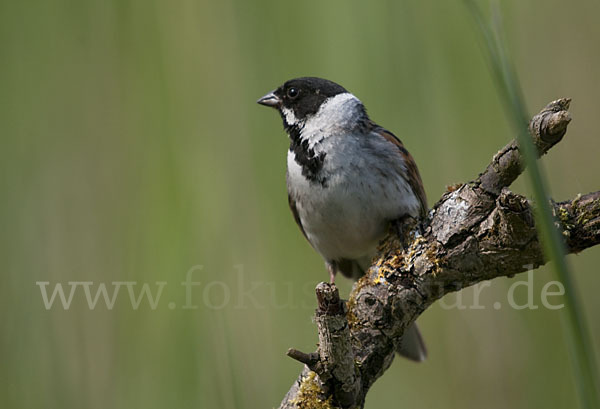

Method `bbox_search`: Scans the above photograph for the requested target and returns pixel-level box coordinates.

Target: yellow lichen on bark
[290,371,334,409]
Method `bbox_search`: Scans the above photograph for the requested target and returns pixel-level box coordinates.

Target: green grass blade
[464,1,600,408]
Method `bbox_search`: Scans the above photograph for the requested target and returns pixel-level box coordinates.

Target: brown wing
[370,122,428,217]
[288,193,308,240]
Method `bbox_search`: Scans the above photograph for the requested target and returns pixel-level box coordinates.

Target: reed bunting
[258,77,427,361]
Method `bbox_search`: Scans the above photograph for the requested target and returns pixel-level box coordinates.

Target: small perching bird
[258,77,427,362]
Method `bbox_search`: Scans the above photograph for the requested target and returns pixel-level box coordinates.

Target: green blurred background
[1,0,599,408]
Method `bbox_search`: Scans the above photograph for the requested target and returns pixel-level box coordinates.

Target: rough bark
[278,99,600,409]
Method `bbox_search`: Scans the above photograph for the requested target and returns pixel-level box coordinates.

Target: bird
[257,77,427,362]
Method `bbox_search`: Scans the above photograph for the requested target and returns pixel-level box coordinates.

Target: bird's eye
[287,87,299,98]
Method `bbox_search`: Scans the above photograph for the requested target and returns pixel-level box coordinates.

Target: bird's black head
[257,77,348,125]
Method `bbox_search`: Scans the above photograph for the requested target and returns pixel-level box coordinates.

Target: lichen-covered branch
[286,284,361,408]
[278,99,600,409]
[478,98,571,195]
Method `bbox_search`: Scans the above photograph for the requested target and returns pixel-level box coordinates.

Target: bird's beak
[257,91,280,108]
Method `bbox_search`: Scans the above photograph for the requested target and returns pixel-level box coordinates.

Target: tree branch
[478,98,571,195]
[278,99,599,408]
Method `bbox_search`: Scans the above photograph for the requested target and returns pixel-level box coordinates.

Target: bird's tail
[396,322,427,362]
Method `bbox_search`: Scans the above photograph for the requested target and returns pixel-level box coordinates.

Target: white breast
[287,129,420,264]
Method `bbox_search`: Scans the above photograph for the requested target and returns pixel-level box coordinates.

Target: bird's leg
[326,261,337,284]
[391,215,418,247]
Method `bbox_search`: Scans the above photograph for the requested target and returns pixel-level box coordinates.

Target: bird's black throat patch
[287,124,327,186]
